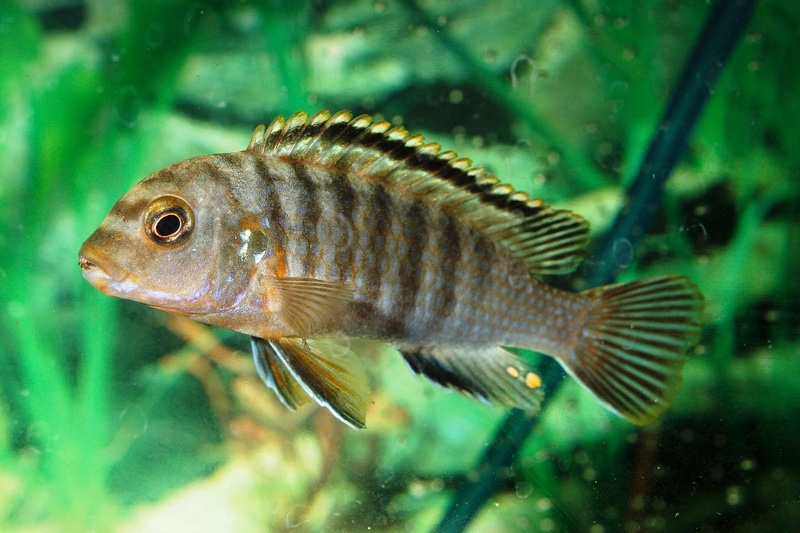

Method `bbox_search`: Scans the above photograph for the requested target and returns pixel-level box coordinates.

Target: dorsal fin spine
[264,115,287,151]
[280,111,311,155]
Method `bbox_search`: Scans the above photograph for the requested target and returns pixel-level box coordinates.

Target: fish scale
[78,109,703,429]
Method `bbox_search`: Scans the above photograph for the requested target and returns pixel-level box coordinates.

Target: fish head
[78,156,256,316]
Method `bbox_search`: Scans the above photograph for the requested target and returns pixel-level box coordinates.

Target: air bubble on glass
[510,54,538,98]
[118,404,149,441]
[612,238,634,268]
[310,338,352,359]
[184,2,211,36]
[115,86,140,128]
[285,504,310,529]
[515,481,533,498]
[146,22,164,49]
[681,222,708,243]
[335,212,355,249]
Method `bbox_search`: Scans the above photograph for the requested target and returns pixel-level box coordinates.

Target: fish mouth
[77,242,139,298]
[77,243,210,316]
[78,244,115,294]
[78,255,94,271]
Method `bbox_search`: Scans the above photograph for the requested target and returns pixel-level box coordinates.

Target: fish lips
[77,242,141,298]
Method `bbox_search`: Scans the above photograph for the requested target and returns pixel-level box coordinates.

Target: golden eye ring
[144,196,194,245]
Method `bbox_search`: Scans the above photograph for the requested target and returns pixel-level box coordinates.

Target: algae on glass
[0,0,798,532]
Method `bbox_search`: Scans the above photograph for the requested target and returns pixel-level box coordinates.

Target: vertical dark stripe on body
[255,157,287,250]
[290,162,321,275]
[429,213,461,333]
[470,235,497,305]
[211,153,237,191]
[395,201,427,327]
[332,173,357,283]
[367,182,393,313]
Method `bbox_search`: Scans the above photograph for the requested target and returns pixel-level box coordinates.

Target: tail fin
[560,275,703,425]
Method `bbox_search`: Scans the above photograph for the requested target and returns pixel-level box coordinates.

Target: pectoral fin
[251,337,309,410]
[271,278,354,338]
[255,337,370,429]
[400,346,544,412]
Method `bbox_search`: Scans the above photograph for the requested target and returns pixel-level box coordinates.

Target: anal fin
[253,337,370,429]
[400,346,544,412]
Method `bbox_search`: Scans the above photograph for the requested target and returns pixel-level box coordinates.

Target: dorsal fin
[246,110,589,275]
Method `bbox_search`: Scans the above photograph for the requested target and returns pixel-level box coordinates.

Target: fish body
[79,110,703,428]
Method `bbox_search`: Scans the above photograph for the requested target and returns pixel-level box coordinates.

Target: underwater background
[0,0,797,531]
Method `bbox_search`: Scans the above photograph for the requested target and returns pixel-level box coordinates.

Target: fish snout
[77,242,114,292]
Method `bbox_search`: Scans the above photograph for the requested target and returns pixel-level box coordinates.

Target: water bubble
[425,92,445,106]
[27,420,52,444]
[115,85,140,128]
[515,137,532,150]
[448,88,463,104]
[539,518,555,532]
[335,212,355,249]
[330,338,352,356]
[118,404,148,440]
[510,54,538,98]
[309,338,352,359]
[536,498,552,512]
[612,238,633,268]
[546,150,561,165]
[613,17,630,30]
[507,265,532,292]
[146,22,164,49]
[184,2,213,36]
[681,222,708,244]
[285,504,309,528]
[515,481,533,498]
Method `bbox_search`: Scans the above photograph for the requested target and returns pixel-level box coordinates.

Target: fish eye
[144,196,194,245]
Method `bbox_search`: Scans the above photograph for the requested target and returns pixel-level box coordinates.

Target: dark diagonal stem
[433,1,757,531]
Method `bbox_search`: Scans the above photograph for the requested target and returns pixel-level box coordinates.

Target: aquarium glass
[0,0,797,531]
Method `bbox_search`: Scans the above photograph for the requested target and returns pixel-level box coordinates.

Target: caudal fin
[560,275,703,425]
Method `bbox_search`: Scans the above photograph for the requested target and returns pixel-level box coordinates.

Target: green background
[0,0,797,531]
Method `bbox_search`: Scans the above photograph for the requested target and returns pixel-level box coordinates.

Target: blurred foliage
[0,0,798,532]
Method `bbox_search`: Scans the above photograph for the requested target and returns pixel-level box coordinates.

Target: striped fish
[78,110,703,429]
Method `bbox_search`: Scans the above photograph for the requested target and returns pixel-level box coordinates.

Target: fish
[78,109,703,429]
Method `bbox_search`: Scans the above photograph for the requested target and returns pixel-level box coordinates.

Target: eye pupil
[144,196,193,245]
[154,212,182,238]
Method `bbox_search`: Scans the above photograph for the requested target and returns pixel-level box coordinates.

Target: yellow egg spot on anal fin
[525,372,542,389]
[400,346,543,412]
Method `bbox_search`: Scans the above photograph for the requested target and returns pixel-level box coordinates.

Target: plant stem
[432,0,757,530]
